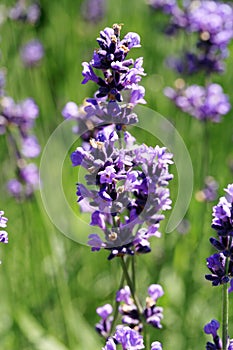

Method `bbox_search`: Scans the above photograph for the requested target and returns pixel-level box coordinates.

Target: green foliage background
[0,0,233,349]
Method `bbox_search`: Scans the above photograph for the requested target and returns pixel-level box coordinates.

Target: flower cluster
[8,0,41,25]
[149,0,233,75]
[0,210,8,244]
[204,319,233,350]
[0,94,40,199]
[96,284,164,348]
[205,184,233,286]
[164,82,230,123]
[68,25,173,259]
[102,325,145,350]
[67,24,172,349]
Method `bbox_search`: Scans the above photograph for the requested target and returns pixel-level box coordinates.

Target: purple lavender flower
[95,304,113,338]
[148,284,164,302]
[147,0,177,14]
[114,325,144,349]
[196,176,219,202]
[211,184,233,236]
[164,83,230,122]
[81,24,145,103]
[21,135,41,158]
[144,296,164,329]
[81,0,106,23]
[0,211,8,244]
[204,320,222,350]
[8,1,41,24]
[102,338,116,350]
[116,286,132,305]
[21,40,44,67]
[151,342,163,350]
[0,211,8,228]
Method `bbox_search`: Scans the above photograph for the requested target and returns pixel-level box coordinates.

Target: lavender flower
[147,0,177,14]
[151,342,162,350]
[0,94,41,199]
[204,320,223,349]
[8,1,41,24]
[195,176,219,202]
[113,325,144,349]
[95,304,113,338]
[151,1,233,74]
[81,0,106,24]
[205,184,233,286]
[164,83,230,122]
[68,25,173,259]
[116,284,164,331]
[0,211,8,244]
[20,40,44,67]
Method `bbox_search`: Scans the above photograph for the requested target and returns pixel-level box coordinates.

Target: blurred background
[0,0,233,349]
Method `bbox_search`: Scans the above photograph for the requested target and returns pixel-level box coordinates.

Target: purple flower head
[7,179,23,198]
[114,325,144,349]
[21,40,44,67]
[87,234,106,251]
[96,303,113,319]
[225,184,233,204]
[102,338,116,350]
[165,83,230,122]
[148,284,164,302]
[204,320,220,338]
[0,210,8,244]
[0,231,8,244]
[151,341,163,350]
[96,304,113,338]
[211,184,233,236]
[81,24,145,103]
[0,211,8,228]
[21,135,41,158]
[205,253,231,286]
[144,297,164,329]
[20,163,39,187]
[81,0,106,23]
[90,211,106,230]
[148,0,177,14]
[196,176,219,202]
[9,1,41,24]
[62,102,79,119]
[116,286,132,305]
[204,319,222,349]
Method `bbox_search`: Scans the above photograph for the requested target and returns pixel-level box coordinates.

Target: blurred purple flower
[21,135,41,158]
[164,83,230,122]
[21,40,44,67]
[81,0,106,23]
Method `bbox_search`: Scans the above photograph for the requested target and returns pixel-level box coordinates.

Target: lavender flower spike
[151,341,163,350]
[0,210,8,244]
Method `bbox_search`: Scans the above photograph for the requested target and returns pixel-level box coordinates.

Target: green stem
[110,270,125,335]
[120,257,143,313]
[222,281,229,350]
[131,255,136,295]
[200,120,209,187]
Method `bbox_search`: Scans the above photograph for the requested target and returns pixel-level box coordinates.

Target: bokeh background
[0,0,233,349]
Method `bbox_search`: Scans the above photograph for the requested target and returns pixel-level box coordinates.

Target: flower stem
[110,269,125,335]
[120,256,143,313]
[222,281,229,350]
[222,251,230,350]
